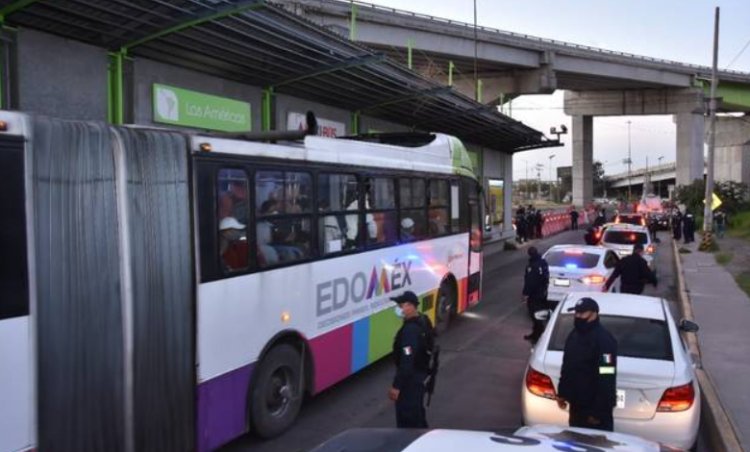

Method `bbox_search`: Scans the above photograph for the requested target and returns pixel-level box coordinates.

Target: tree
[675,179,749,215]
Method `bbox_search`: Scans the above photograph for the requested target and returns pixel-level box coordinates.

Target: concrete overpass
[283,0,750,205]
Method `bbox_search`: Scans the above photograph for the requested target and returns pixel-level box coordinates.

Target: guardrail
[331,0,750,79]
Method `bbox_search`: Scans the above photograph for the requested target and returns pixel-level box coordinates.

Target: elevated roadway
[285,0,750,203]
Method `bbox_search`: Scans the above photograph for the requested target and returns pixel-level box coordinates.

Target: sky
[361,0,750,181]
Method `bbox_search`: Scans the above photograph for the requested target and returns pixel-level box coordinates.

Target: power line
[726,36,750,70]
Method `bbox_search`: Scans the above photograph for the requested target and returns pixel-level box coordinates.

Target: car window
[549,314,673,361]
[602,230,648,245]
[617,215,644,225]
[545,251,600,269]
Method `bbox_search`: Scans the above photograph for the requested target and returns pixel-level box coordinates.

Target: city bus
[0,111,483,452]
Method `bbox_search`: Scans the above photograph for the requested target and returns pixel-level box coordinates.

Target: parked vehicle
[600,224,657,270]
[309,425,671,452]
[521,292,701,450]
[542,245,620,304]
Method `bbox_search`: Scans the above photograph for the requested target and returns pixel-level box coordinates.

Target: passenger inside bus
[400,217,416,242]
[219,180,249,223]
[256,200,280,266]
[219,216,249,271]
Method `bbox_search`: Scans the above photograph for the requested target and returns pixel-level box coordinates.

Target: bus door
[467,181,483,307]
[0,126,32,452]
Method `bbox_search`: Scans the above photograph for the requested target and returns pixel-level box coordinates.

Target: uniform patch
[403,346,412,356]
[599,366,615,375]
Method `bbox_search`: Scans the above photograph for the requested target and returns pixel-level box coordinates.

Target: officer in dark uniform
[593,209,607,228]
[671,209,683,240]
[683,210,696,243]
[522,246,549,343]
[557,297,618,432]
[602,243,657,294]
[389,291,433,428]
[515,207,527,243]
[535,209,544,238]
[570,208,579,230]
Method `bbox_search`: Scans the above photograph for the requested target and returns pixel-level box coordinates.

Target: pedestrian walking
[526,206,537,240]
[602,244,657,294]
[522,246,549,343]
[515,207,527,243]
[389,290,435,428]
[535,209,544,238]
[715,209,727,239]
[570,208,579,230]
[683,210,696,244]
[556,297,618,432]
[671,209,683,241]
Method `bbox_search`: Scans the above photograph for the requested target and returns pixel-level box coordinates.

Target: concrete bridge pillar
[674,113,706,186]
[714,116,750,186]
[572,115,593,207]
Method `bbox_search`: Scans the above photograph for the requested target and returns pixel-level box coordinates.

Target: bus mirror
[484,214,492,231]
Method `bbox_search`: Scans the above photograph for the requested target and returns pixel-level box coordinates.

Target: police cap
[390,290,419,307]
[567,297,599,313]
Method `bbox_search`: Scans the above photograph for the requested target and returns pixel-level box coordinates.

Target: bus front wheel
[249,343,304,438]
[435,282,455,335]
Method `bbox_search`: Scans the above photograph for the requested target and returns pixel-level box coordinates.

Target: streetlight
[657,155,664,198]
[548,154,556,201]
[626,120,632,201]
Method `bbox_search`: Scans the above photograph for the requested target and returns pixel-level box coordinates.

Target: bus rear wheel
[249,343,304,438]
[435,282,455,335]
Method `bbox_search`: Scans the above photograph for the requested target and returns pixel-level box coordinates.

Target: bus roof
[192,133,478,180]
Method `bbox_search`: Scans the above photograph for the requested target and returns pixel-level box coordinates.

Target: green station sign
[152,84,251,132]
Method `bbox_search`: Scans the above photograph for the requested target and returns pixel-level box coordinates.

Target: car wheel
[249,344,304,438]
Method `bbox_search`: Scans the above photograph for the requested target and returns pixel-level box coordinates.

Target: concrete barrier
[672,239,745,452]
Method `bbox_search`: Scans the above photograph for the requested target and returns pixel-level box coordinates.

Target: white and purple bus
[0,112,483,452]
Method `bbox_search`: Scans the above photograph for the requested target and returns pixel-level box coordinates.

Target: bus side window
[255,170,312,267]
[398,178,426,242]
[217,168,250,272]
[365,177,397,246]
[319,173,358,254]
[428,178,450,237]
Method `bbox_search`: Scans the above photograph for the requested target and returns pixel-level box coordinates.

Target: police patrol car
[308,424,676,451]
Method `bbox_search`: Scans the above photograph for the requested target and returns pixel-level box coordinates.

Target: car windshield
[603,230,648,245]
[549,314,673,361]
[545,251,600,269]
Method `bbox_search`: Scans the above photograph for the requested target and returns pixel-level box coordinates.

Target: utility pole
[701,7,720,251]
[657,156,664,198]
[626,120,632,201]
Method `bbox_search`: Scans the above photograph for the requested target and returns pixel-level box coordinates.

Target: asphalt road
[224,226,695,452]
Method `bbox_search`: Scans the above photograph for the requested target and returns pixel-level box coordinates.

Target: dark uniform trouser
[569,405,614,432]
[396,378,428,428]
[620,284,644,295]
[526,298,546,340]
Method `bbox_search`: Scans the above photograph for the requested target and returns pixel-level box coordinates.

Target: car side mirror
[679,319,699,333]
[484,214,492,231]
[534,310,550,321]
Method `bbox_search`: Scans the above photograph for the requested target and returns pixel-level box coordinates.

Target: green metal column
[108,49,126,125]
[262,87,274,131]
[349,4,358,41]
[407,38,414,69]
[351,111,360,134]
[448,61,455,87]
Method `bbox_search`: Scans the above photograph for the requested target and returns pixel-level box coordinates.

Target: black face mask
[574,316,596,333]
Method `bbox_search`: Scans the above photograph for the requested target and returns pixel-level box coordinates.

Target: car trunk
[547,266,609,298]
[544,352,674,421]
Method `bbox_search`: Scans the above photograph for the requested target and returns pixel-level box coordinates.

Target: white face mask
[394,306,404,318]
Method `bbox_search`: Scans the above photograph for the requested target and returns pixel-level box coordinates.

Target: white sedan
[521,292,700,450]
[600,224,657,271]
[543,245,620,303]
[309,425,668,451]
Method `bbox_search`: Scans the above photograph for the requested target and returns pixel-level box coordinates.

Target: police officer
[671,209,683,241]
[389,290,433,428]
[556,297,618,432]
[570,208,579,230]
[522,246,549,343]
[602,243,657,294]
[535,209,544,238]
[593,208,607,228]
[683,210,696,244]
[515,206,527,243]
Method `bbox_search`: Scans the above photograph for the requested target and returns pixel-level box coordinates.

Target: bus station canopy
[0,0,559,152]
